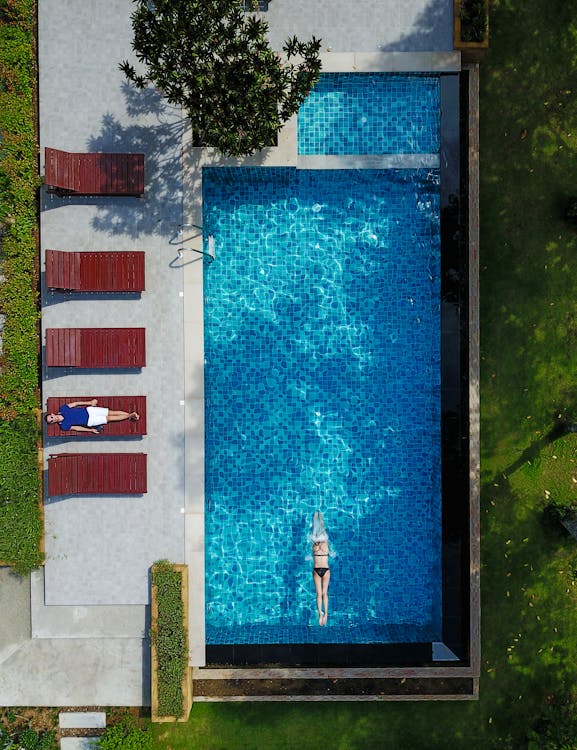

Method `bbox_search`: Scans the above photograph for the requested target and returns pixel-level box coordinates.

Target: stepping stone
[59,711,106,729]
[60,739,100,750]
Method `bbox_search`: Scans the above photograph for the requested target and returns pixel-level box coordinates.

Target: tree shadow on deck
[378,0,452,52]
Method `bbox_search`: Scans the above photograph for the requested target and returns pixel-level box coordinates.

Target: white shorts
[86,406,109,427]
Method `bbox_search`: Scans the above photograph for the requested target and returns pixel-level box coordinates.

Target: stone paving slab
[60,738,100,750]
[297,154,440,170]
[0,637,148,706]
[0,568,30,664]
[59,712,106,729]
[318,51,461,72]
[264,0,453,53]
[31,570,146,638]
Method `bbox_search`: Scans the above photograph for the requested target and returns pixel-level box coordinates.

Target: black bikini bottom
[314,567,329,578]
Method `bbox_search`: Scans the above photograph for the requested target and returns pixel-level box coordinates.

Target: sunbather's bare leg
[106,410,139,422]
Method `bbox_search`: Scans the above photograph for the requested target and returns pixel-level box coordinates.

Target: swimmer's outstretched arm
[313,511,328,541]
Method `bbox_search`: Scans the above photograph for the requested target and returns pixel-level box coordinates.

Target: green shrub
[0,725,57,750]
[92,720,152,750]
[151,561,188,718]
[0,0,40,418]
[459,0,488,43]
[0,415,43,572]
[0,0,43,573]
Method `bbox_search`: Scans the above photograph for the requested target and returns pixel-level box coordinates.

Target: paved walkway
[39,0,185,608]
[0,0,457,706]
[265,0,452,53]
[0,568,30,663]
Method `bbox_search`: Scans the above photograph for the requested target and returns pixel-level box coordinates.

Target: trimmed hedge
[151,561,189,718]
[0,0,40,419]
[0,415,43,572]
[0,0,43,574]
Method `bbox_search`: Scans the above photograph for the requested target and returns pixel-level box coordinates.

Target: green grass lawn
[151,1,577,747]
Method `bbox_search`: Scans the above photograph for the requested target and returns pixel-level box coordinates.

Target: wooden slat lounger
[45,396,147,437]
[45,328,146,368]
[48,453,147,495]
[44,148,144,196]
[45,250,145,292]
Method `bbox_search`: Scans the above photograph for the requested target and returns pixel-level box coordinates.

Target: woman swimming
[312,511,330,626]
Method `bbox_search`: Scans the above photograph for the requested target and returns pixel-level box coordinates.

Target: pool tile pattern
[203,167,442,645]
[298,73,440,156]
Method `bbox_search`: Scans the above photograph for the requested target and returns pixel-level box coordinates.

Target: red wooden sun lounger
[45,396,147,437]
[44,147,145,196]
[48,453,147,495]
[45,328,146,368]
[46,250,145,292]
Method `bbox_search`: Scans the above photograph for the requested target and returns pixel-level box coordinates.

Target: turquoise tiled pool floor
[203,167,442,645]
[298,73,440,156]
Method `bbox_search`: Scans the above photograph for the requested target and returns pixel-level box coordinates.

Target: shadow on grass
[500,417,576,478]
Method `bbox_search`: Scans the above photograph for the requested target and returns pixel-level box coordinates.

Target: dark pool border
[205,68,479,673]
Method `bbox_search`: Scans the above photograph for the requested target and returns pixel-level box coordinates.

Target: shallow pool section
[203,167,442,645]
[297,73,440,156]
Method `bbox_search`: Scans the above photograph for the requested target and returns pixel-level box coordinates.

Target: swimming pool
[203,166,442,646]
[297,73,440,155]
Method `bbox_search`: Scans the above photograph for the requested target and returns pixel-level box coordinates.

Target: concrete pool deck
[0,0,479,706]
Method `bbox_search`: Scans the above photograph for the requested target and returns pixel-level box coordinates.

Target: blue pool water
[203,167,442,645]
[297,73,440,156]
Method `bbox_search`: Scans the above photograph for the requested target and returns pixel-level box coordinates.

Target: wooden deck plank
[46,328,81,366]
[46,250,81,290]
[71,251,81,288]
[45,328,55,366]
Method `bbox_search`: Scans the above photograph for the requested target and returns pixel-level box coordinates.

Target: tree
[120,0,322,157]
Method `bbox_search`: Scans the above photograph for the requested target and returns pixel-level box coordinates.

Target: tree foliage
[120,0,322,156]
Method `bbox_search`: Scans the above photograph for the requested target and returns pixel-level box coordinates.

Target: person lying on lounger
[44,399,139,434]
[312,511,331,627]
